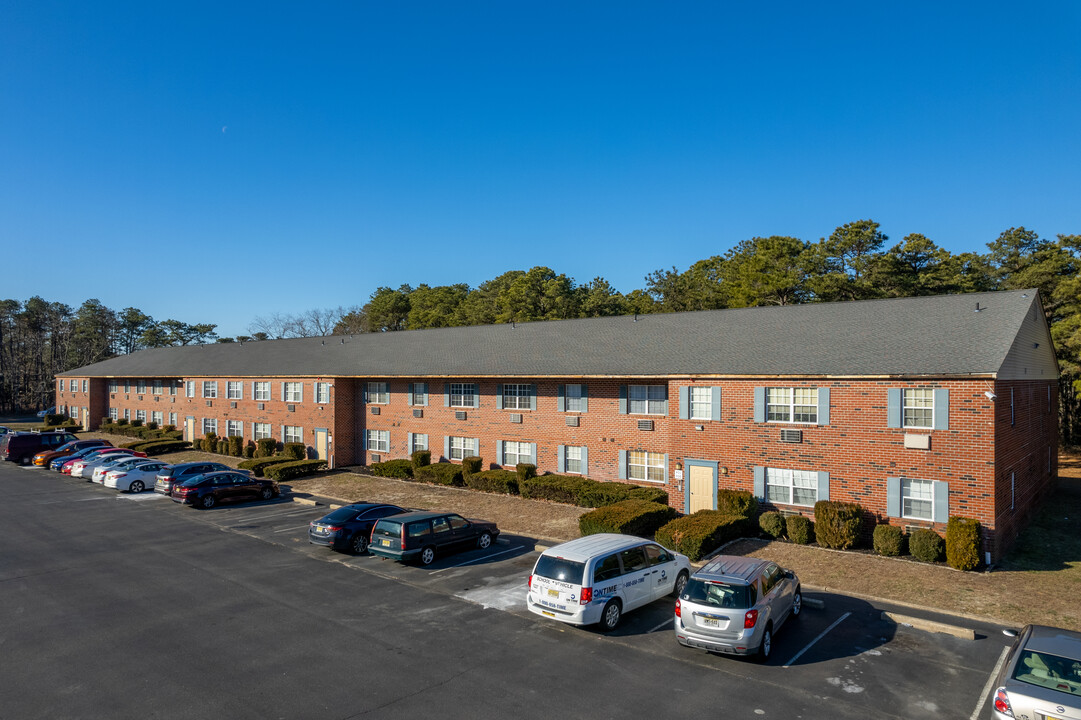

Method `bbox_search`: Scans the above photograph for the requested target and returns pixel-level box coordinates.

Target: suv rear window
[682,579,757,609]
[533,555,585,585]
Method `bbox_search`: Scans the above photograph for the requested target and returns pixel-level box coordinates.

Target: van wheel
[419,546,436,565]
[671,570,689,598]
[791,587,802,618]
[756,624,773,662]
[600,600,622,632]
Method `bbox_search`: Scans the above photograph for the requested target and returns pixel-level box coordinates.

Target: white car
[70,452,136,478]
[92,456,154,484]
[104,460,169,493]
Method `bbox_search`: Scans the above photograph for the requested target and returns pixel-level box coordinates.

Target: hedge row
[370,459,414,479]
[264,459,326,482]
[656,511,750,561]
[870,519,980,569]
[579,500,679,537]
[238,454,297,477]
[465,469,519,495]
[519,474,668,508]
[413,462,464,486]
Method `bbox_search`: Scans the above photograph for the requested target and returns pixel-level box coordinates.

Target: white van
[527,533,691,631]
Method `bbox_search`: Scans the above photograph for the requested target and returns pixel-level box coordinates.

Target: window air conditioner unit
[510,413,522,424]
[455,411,468,421]
[230,402,237,409]
[288,404,296,412]
[371,454,381,462]
[413,408,423,418]
[780,429,802,443]
[566,416,580,427]
[370,406,379,415]
[257,403,265,411]
[637,419,654,431]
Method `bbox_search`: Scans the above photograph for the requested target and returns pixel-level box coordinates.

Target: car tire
[350,534,368,555]
[419,546,436,566]
[756,624,773,663]
[260,487,274,501]
[200,494,216,509]
[791,587,802,618]
[671,570,689,598]
[600,599,622,632]
[477,531,492,550]
[129,480,144,493]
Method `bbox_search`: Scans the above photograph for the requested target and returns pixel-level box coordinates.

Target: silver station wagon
[674,555,802,661]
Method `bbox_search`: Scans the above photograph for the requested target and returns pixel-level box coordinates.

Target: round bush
[909,528,945,563]
[759,511,785,539]
[786,515,813,545]
[872,524,904,557]
[411,450,431,468]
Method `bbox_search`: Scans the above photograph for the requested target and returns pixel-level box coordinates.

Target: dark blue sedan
[308,503,406,554]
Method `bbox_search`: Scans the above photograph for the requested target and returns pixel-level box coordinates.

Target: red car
[61,447,143,475]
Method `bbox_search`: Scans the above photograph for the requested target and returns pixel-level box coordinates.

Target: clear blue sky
[4,2,1079,338]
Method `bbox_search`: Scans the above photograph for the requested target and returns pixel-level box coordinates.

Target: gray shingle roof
[60,290,1042,379]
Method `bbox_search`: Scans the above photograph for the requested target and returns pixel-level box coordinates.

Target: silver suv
[674,556,801,661]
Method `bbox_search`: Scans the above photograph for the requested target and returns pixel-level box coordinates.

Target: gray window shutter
[934,389,950,430]
[529,384,537,411]
[408,383,414,405]
[886,477,901,517]
[581,446,588,476]
[444,383,450,407]
[817,387,830,426]
[618,450,627,480]
[933,480,949,523]
[407,432,414,452]
[443,436,450,460]
[362,431,368,451]
[557,445,566,473]
[662,386,669,415]
[887,389,902,428]
[496,384,504,410]
[711,387,722,421]
[557,385,565,412]
[472,438,480,458]
[280,382,285,402]
[663,453,669,482]
[817,471,830,502]
[753,466,765,499]
[678,386,689,420]
[472,384,479,408]
[529,443,537,466]
[497,440,504,466]
[581,384,588,413]
[619,385,628,414]
[754,387,766,423]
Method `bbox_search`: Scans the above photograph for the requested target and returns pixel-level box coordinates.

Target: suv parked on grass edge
[1,431,79,465]
[368,511,499,566]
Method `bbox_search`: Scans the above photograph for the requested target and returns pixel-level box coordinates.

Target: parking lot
[2,462,1014,719]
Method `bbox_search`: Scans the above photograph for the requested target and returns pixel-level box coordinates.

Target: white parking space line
[969,644,1010,720]
[782,611,851,668]
[272,524,313,534]
[648,617,674,634]
[225,506,321,521]
[429,546,521,574]
[117,493,168,502]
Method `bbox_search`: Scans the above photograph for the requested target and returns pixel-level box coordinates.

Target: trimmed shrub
[201,433,217,453]
[136,440,191,455]
[101,417,111,427]
[759,511,785,539]
[411,450,431,468]
[909,528,945,563]
[414,462,464,486]
[461,455,483,481]
[117,418,129,426]
[813,501,864,549]
[370,459,414,479]
[579,500,679,537]
[946,517,981,571]
[656,511,747,562]
[520,475,592,504]
[873,524,905,557]
[242,443,255,459]
[228,436,244,457]
[465,469,519,495]
[516,463,537,482]
[786,515,813,544]
[164,425,176,433]
[717,489,758,518]
[238,455,293,477]
[627,486,669,505]
[163,430,183,440]
[147,421,158,430]
[264,459,326,482]
[283,442,306,460]
[254,438,278,458]
[131,419,143,427]
[216,438,228,454]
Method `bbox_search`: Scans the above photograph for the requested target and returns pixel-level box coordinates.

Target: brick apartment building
[56,289,1058,562]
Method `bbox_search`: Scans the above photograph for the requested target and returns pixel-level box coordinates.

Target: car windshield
[1012,649,1081,697]
[681,579,756,609]
[371,519,402,538]
[533,556,585,585]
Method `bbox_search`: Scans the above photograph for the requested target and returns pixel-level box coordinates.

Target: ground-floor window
[226,420,243,438]
[565,445,584,474]
[169,412,177,426]
[136,410,146,423]
[109,408,118,421]
[503,441,531,466]
[766,467,817,507]
[152,411,164,426]
[449,436,476,461]
[366,429,389,452]
[253,423,271,440]
[628,451,665,483]
[411,433,428,453]
[902,478,934,520]
[284,425,303,444]
[203,418,217,435]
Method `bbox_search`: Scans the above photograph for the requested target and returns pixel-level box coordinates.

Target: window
[152,380,163,395]
[124,381,131,393]
[109,408,118,421]
[565,445,584,474]
[766,467,818,507]
[123,409,130,421]
[367,382,388,404]
[136,380,146,394]
[502,384,531,410]
[202,418,218,435]
[108,381,118,393]
[169,412,177,426]
[284,425,303,444]
[283,382,303,403]
[902,478,934,520]
[410,433,428,453]
[70,406,79,420]
[366,429,389,452]
[227,381,243,400]
[766,387,817,423]
[169,381,176,396]
[449,436,476,461]
[82,379,88,393]
[450,383,475,408]
[254,382,270,401]
[136,410,146,422]
[69,379,77,392]
[315,382,330,404]
[226,420,243,438]
[503,441,531,466]
[185,381,195,398]
[629,385,667,415]
[690,387,713,420]
[253,423,271,440]
[565,384,585,412]
[903,389,933,429]
[202,381,217,399]
[409,382,428,406]
[628,451,665,483]
[152,411,163,425]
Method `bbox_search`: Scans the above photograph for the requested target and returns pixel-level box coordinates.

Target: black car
[170,471,279,509]
[154,462,237,495]
[1,431,79,465]
[368,511,500,566]
[309,503,406,554]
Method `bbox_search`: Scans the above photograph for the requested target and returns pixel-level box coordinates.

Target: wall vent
[455,411,468,421]
[205,400,213,407]
[154,396,160,402]
[230,401,237,409]
[510,413,522,424]
[370,406,380,415]
[137,395,144,401]
[566,416,580,427]
[637,419,654,431]
[413,408,423,418]
[257,403,265,411]
[371,453,381,463]
[288,404,296,413]
[780,429,802,443]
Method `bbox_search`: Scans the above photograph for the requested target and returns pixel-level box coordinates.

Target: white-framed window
[690,387,713,420]
[367,382,388,404]
[82,379,88,393]
[202,381,217,399]
[283,425,303,444]
[629,385,667,415]
[124,381,131,393]
[449,436,476,461]
[109,408,118,421]
[203,418,218,435]
[766,467,818,507]
[315,382,330,404]
[565,384,585,412]
[253,422,272,440]
[254,382,270,401]
[565,445,584,474]
[284,382,303,403]
[136,410,146,422]
[628,451,665,483]
[409,382,429,406]
[70,406,79,420]
[411,433,428,453]
[58,380,63,392]
[169,412,177,426]
[69,379,77,392]
[767,387,818,423]
[108,380,118,393]
[503,441,531,466]
[169,381,177,396]
[227,381,243,400]
[903,388,933,429]
[502,384,531,410]
[450,383,475,408]
[123,409,130,421]
[366,429,389,452]
[137,380,146,394]
[226,420,243,437]
[152,380,163,395]
[185,381,195,398]
[151,411,163,425]
[901,478,934,521]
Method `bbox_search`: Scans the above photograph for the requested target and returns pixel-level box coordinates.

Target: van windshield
[681,579,756,609]
[533,556,585,585]
[372,520,402,538]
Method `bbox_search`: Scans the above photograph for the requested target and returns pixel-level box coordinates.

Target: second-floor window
[502,384,531,410]
[367,382,388,404]
[254,382,270,401]
[629,385,667,415]
[767,387,817,423]
[903,388,933,429]
[284,382,303,403]
[202,381,217,399]
[227,381,243,400]
[450,383,475,408]
[315,382,330,404]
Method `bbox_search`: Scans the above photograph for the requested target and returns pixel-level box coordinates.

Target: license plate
[701,617,720,628]
[542,611,555,617]
[547,589,559,598]
[381,539,390,547]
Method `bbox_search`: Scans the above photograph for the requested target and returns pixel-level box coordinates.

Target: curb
[881,610,977,640]
[803,583,1010,633]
